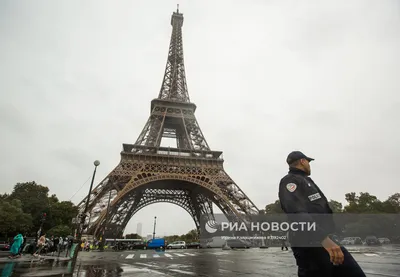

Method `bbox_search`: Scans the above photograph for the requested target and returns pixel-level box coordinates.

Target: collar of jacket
[288,167,309,176]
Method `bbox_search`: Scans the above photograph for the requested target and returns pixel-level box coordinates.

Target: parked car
[166,241,186,249]
[340,237,362,245]
[128,240,147,250]
[378,238,391,244]
[112,242,128,251]
[365,236,381,246]
[186,242,201,249]
[0,241,10,251]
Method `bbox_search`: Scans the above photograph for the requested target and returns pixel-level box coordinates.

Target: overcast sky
[1,0,399,237]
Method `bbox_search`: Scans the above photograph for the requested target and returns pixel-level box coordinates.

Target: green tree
[344,192,384,213]
[3,181,79,236]
[163,229,199,243]
[339,192,400,239]
[265,200,283,214]
[183,229,198,242]
[0,198,33,238]
[382,193,400,213]
[125,233,142,239]
[8,182,50,231]
[46,225,73,237]
[50,201,79,227]
[328,200,343,213]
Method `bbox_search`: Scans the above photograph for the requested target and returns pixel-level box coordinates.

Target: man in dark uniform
[279,151,366,277]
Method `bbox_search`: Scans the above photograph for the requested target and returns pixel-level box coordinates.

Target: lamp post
[36,212,46,240]
[152,216,157,239]
[72,160,100,262]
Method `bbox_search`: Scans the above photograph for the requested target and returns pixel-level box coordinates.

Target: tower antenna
[177,4,179,13]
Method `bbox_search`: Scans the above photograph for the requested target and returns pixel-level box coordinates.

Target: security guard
[279,151,366,277]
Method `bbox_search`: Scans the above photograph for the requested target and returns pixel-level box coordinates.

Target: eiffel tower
[77,7,259,238]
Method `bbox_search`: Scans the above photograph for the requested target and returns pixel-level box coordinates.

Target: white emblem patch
[308,192,321,201]
[286,183,297,192]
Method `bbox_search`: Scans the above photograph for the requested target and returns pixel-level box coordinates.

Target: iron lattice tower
[77,8,259,238]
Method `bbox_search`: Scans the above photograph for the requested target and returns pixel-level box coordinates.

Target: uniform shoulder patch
[286,183,297,192]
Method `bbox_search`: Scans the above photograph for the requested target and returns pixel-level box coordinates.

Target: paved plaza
[1,246,400,276]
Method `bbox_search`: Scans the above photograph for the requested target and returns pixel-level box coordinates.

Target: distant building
[146,234,152,240]
[137,223,142,237]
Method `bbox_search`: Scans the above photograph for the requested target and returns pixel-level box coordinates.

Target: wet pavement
[0,245,399,276]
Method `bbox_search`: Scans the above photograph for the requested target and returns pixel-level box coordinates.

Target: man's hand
[321,236,344,265]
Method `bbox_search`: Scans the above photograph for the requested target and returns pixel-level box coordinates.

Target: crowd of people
[7,233,74,259]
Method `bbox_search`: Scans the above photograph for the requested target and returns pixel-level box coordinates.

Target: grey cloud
[48,147,92,170]
[0,104,34,134]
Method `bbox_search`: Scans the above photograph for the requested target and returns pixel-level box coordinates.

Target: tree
[164,229,199,243]
[125,233,142,239]
[383,193,400,213]
[8,182,50,232]
[328,200,343,213]
[183,229,198,241]
[50,201,79,227]
[265,200,283,214]
[46,225,73,237]
[0,198,33,238]
[344,192,384,213]
[2,181,79,236]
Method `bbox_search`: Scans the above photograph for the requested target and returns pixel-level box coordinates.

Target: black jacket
[278,167,336,246]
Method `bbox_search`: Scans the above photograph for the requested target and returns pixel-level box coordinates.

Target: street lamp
[72,160,100,261]
[37,212,47,240]
[153,216,157,239]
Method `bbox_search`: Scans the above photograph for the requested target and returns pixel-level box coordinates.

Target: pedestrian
[8,233,24,259]
[33,234,46,257]
[278,151,366,277]
[58,237,64,252]
[280,237,288,251]
[52,236,59,255]
[18,235,27,256]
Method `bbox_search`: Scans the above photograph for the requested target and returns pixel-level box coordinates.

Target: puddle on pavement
[0,260,126,277]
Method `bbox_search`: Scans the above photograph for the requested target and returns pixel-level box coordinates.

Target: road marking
[174,253,185,257]
[218,259,234,263]
[164,253,172,257]
[364,253,379,257]
[126,254,135,259]
[135,262,161,269]
[153,254,160,258]
[213,252,229,255]
[120,265,166,275]
[363,272,399,277]
[140,254,147,258]
[183,253,196,256]
[169,269,196,275]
